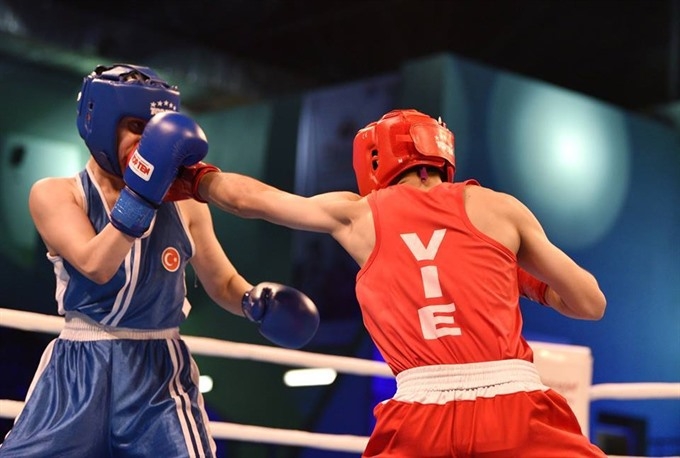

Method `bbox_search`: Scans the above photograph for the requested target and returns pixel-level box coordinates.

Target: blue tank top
[48,167,195,329]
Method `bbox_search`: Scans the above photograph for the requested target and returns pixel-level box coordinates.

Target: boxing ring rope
[1,308,679,457]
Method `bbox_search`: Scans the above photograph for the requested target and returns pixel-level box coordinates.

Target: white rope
[590,382,680,401]
[3,308,680,399]
[209,422,368,452]
[0,399,676,457]
[0,307,393,378]
[1,307,679,457]
[0,308,680,401]
[0,400,368,453]
[185,335,392,377]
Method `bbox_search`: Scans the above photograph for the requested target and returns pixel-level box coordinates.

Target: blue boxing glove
[110,112,209,237]
[242,282,320,349]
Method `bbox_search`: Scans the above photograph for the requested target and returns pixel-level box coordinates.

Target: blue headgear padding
[76,64,181,177]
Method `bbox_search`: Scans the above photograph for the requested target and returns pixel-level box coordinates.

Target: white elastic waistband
[393,359,547,403]
[59,313,180,341]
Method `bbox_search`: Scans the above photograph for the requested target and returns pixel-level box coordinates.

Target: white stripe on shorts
[167,339,206,458]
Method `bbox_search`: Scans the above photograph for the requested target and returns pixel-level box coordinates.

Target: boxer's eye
[126,119,146,135]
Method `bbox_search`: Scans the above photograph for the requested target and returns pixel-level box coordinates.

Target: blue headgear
[76,63,180,177]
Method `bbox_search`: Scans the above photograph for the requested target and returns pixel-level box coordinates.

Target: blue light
[487,75,631,249]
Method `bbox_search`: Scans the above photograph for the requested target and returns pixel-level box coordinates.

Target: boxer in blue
[0,64,319,457]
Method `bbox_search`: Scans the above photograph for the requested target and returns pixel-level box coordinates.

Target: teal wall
[0,63,88,268]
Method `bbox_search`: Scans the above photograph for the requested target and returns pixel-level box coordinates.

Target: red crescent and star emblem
[161,247,180,272]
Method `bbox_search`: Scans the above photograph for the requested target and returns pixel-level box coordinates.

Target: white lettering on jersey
[401,229,461,339]
[418,304,462,339]
[400,229,446,261]
[420,265,442,298]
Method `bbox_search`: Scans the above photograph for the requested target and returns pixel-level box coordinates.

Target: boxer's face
[116,117,147,172]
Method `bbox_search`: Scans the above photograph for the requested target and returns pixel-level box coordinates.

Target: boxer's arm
[182,199,318,348]
[198,171,360,234]
[181,198,252,315]
[29,177,134,284]
[512,197,606,320]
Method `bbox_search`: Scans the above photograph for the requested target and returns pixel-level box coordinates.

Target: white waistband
[393,360,547,403]
[59,313,180,341]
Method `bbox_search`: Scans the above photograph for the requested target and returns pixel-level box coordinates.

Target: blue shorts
[0,314,216,457]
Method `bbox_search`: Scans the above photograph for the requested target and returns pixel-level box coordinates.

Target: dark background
[1,0,678,115]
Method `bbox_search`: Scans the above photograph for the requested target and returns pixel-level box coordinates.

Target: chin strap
[419,166,428,182]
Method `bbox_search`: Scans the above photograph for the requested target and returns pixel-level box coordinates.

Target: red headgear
[352,109,455,196]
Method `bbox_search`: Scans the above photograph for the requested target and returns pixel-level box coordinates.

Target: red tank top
[356,181,533,374]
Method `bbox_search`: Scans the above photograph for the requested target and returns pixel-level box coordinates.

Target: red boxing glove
[517,266,548,305]
[164,161,221,203]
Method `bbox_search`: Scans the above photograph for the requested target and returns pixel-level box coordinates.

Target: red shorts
[363,360,606,458]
